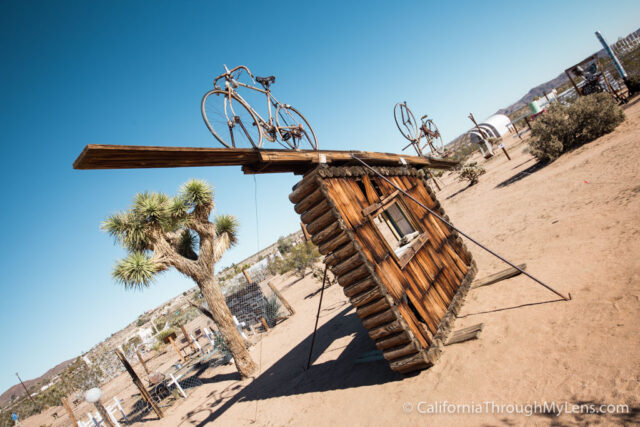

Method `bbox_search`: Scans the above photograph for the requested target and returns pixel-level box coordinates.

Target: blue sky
[0,0,638,393]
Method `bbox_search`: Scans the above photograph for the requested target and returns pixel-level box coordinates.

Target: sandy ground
[26,99,640,426]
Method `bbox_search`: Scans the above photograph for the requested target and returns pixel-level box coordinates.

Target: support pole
[61,397,78,426]
[351,155,571,301]
[168,336,186,364]
[15,372,37,406]
[93,400,115,427]
[306,265,328,370]
[267,281,295,315]
[136,349,149,375]
[114,350,163,419]
[179,324,197,354]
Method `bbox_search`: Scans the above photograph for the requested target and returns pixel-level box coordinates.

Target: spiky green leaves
[180,179,213,208]
[112,252,160,289]
[214,214,239,246]
[102,211,151,252]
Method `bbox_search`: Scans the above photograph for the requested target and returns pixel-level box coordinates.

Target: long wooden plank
[73,144,458,171]
[470,264,527,289]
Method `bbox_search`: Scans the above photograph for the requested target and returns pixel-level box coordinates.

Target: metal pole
[595,30,628,82]
[306,265,328,370]
[351,155,571,301]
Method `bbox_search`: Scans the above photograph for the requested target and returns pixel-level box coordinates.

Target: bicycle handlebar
[213,65,255,89]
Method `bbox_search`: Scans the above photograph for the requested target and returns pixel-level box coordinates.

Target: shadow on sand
[495,161,547,189]
[185,306,404,425]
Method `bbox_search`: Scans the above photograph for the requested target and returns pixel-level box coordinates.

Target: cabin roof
[72,145,458,174]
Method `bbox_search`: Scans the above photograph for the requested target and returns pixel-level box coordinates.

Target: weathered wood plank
[471,264,526,289]
[74,145,458,172]
[445,323,483,345]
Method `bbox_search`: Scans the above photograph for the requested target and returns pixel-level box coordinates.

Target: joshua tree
[102,179,257,377]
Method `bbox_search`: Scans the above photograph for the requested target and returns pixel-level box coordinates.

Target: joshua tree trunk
[198,275,258,378]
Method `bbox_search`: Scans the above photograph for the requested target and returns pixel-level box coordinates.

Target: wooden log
[306,210,337,235]
[242,269,252,284]
[136,349,149,375]
[332,252,364,277]
[350,285,383,307]
[361,308,396,329]
[368,319,404,341]
[324,242,356,267]
[317,230,349,254]
[375,331,411,350]
[337,264,369,287]
[383,342,418,361]
[267,281,295,315]
[289,174,318,203]
[260,317,270,332]
[445,323,483,345]
[294,188,324,214]
[180,324,197,353]
[300,199,331,224]
[356,297,390,319]
[61,397,78,426]
[168,336,186,364]
[115,349,163,418]
[389,351,430,373]
[471,264,526,289]
[343,277,377,298]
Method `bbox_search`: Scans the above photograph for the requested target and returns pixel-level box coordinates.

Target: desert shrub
[262,295,282,327]
[156,328,176,343]
[528,93,625,162]
[267,241,319,277]
[276,236,293,255]
[626,73,640,94]
[457,162,486,185]
[211,330,231,356]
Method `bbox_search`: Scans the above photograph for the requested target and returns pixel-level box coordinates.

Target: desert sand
[26,98,640,426]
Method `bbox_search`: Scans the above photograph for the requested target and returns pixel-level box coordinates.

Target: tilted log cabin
[73,145,474,374]
[291,165,477,373]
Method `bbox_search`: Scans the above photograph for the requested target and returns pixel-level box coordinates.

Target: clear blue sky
[1,0,638,393]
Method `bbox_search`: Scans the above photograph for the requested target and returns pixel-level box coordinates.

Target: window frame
[364,193,428,269]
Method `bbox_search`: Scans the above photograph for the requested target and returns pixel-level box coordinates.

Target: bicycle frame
[213,65,287,142]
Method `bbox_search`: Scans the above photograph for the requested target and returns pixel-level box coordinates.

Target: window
[367,196,428,268]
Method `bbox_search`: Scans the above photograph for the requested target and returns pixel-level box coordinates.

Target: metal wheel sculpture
[393,102,445,157]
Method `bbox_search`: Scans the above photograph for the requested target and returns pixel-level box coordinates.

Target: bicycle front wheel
[394,102,419,141]
[201,89,263,148]
[275,105,318,150]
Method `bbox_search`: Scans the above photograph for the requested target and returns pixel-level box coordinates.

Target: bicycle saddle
[256,75,276,87]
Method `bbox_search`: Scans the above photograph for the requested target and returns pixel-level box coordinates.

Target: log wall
[289,166,476,373]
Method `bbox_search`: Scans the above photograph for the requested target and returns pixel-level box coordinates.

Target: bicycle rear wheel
[394,102,419,141]
[201,89,263,148]
[422,120,444,155]
[275,105,318,150]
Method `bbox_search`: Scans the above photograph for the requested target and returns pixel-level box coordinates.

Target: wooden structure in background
[291,166,476,373]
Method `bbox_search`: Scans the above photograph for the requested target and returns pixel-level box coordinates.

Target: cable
[351,154,571,301]
[253,175,260,251]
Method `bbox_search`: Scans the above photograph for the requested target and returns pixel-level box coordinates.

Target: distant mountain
[495,72,569,116]
[0,358,75,408]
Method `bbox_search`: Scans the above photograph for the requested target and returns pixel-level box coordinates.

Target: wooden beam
[470,264,527,289]
[445,323,484,345]
[267,280,295,315]
[72,144,458,172]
